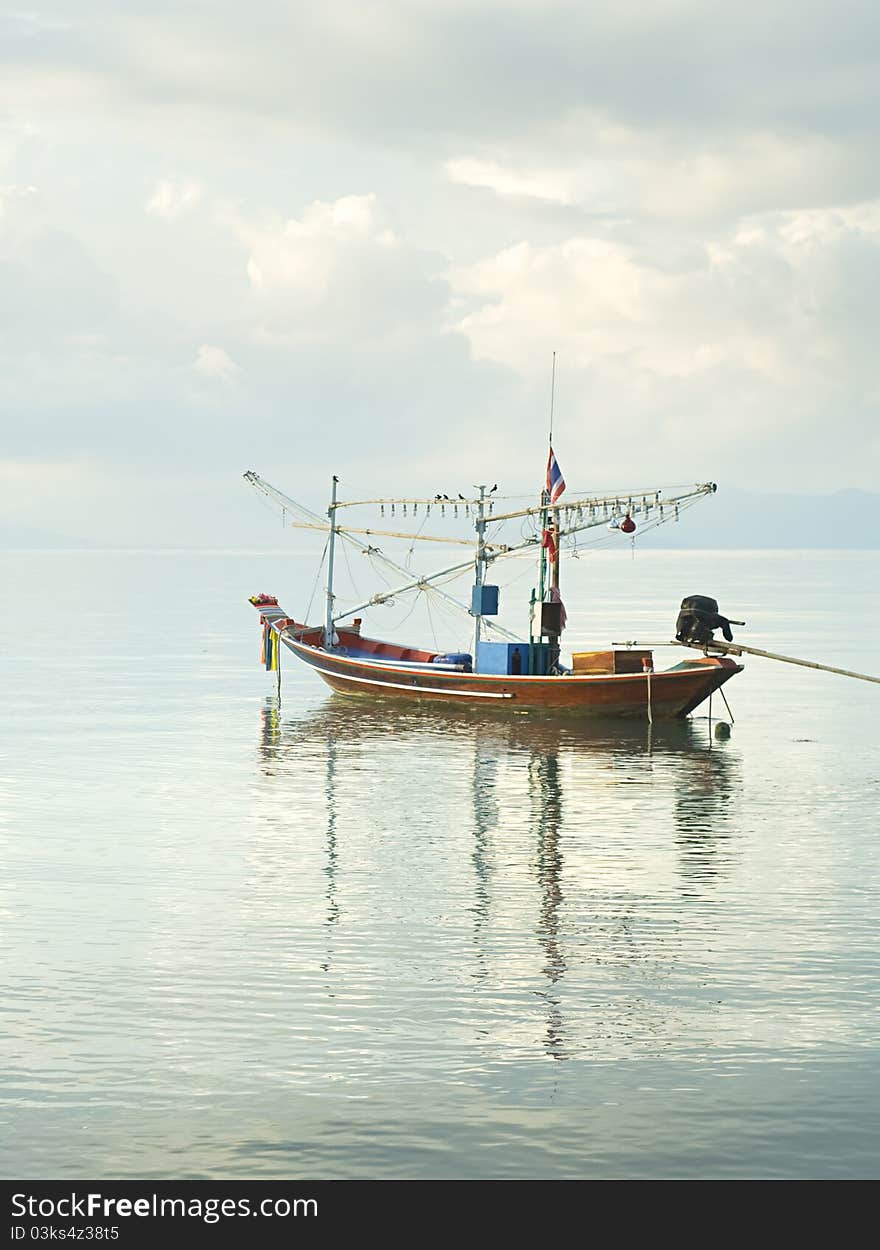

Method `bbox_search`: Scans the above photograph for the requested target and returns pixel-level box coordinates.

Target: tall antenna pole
[324,475,339,649]
[549,352,561,597]
[548,350,556,449]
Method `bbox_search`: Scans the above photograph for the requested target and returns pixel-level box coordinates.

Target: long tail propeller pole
[677,637,880,686]
[614,636,880,686]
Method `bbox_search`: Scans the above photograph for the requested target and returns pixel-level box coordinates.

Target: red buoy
[620,513,636,534]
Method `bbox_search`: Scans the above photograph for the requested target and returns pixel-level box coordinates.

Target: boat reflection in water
[257,698,741,1063]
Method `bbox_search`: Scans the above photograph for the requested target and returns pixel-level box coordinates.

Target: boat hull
[284,635,741,720]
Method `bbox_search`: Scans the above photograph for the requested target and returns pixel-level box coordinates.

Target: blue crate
[476,641,551,675]
[471,584,500,616]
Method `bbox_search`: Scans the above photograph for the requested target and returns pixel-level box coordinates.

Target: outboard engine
[675,595,737,646]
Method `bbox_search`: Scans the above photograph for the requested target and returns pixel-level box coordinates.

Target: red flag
[541,528,557,563]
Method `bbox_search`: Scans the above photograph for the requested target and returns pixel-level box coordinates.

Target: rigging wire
[303,536,330,624]
[339,534,361,603]
[366,551,396,590]
[425,593,440,652]
[252,488,291,527]
[405,507,431,570]
[387,588,423,631]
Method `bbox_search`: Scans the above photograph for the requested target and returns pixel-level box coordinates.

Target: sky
[2,1,879,545]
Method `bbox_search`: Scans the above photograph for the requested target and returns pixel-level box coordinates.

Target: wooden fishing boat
[248,597,740,719]
[245,450,746,720]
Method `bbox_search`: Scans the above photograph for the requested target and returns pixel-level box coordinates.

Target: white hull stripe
[286,639,729,684]
[321,669,514,698]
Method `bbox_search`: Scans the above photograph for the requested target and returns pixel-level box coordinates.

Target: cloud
[0,183,38,223]
[193,344,238,382]
[445,159,573,205]
[445,125,879,225]
[1,1,879,543]
[0,228,118,337]
[454,199,880,374]
[450,199,880,484]
[146,178,203,220]
[7,3,880,149]
[234,193,448,341]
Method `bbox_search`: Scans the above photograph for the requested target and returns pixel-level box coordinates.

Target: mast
[538,352,557,640]
[324,474,339,648]
[472,485,488,656]
[536,486,549,638]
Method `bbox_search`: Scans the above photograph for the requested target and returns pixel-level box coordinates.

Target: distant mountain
[644,489,880,549]
[0,522,98,549]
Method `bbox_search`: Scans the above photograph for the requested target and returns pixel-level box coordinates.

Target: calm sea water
[1,547,879,1179]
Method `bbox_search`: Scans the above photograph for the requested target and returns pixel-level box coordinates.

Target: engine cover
[675,595,735,646]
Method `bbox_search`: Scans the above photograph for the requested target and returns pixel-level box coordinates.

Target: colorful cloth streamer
[269,629,279,671]
[263,623,279,671]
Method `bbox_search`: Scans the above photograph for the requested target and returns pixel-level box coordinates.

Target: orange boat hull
[284,636,741,720]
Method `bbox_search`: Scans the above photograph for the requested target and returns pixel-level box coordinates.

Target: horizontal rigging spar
[279,485,712,557]
[286,520,507,549]
[488,484,715,524]
[334,495,486,510]
[330,482,713,626]
[331,484,716,522]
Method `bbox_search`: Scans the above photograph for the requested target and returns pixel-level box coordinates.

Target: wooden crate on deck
[572,649,653,674]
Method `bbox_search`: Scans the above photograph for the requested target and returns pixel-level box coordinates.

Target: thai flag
[546,446,565,503]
